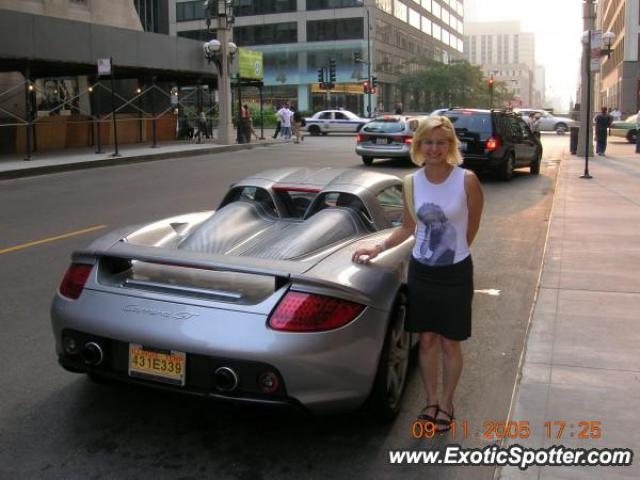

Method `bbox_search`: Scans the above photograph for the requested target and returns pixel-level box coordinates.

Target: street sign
[590,30,602,72]
[237,49,263,80]
[97,58,111,76]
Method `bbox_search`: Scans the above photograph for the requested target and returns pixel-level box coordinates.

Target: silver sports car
[51,168,416,419]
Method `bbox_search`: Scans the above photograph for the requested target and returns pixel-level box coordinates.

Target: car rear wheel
[501,153,515,181]
[626,130,637,144]
[309,125,321,136]
[368,292,411,421]
[362,156,374,165]
[530,148,542,175]
[555,123,568,135]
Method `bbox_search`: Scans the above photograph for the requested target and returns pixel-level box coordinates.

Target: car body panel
[610,114,637,142]
[51,167,415,415]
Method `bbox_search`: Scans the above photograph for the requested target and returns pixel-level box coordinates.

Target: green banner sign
[238,48,264,80]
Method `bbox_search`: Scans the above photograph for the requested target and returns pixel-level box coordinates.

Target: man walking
[278,103,293,140]
[594,107,612,155]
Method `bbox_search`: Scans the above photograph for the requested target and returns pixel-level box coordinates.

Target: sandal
[417,404,439,423]
[434,407,455,433]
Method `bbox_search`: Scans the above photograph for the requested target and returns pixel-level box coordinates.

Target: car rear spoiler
[72,241,372,305]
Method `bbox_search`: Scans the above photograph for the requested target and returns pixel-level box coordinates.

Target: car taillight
[403,136,413,144]
[485,136,499,151]
[268,291,365,332]
[356,133,369,143]
[391,135,413,144]
[59,263,93,299]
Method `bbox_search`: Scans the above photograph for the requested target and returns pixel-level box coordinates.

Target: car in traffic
[355,115,423,165]
[442,108,543,181]
[50,168,416,419]
[514,108,577,134]
[304,109,368,136]
[609,114,637,143]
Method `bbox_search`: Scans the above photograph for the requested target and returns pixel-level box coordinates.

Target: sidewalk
[498,140,640,479]
[0,128,283,179]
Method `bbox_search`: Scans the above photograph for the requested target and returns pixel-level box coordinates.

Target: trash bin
[569,126,579,154]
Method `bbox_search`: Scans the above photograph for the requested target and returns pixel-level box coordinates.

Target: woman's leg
[438,337,463,418]
[418,332,440,415]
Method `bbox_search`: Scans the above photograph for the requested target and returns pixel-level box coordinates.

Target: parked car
[355,114,424,165]
[50,168,416,419]
[514,108,577,134]
[304,109,368,136]
[442,108,543,181]
[609,114,637,143]
[430,108,450,116]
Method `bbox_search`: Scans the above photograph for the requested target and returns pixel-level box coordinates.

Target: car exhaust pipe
[213,366,239,392]
[81,341,104,366]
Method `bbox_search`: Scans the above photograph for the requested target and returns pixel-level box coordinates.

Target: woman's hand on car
[352,245,383,264]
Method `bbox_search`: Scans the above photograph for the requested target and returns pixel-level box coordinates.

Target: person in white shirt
[277,104,293,139]
[611,107,622,121]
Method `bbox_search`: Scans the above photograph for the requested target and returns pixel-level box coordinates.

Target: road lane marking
[475,288,501,296]
[0,225,107,255]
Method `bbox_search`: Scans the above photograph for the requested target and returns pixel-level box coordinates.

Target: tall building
[595,0,639,115]
[464,20,541,107]
[170,0,465,114]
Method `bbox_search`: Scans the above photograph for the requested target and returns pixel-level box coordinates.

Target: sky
[464,0,583,111]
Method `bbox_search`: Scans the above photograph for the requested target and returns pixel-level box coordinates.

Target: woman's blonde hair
[410,116,462,167]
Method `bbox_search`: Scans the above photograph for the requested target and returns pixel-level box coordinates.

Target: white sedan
[304,110,369,136]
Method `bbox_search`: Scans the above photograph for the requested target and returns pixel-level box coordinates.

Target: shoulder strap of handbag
[403,174,417,223]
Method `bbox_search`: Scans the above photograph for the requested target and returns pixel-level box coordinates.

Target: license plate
[128,344,186,386]
[373,137,388,144]
[459,141,467,152]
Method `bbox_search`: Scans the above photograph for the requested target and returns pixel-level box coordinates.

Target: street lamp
[204,0,236,145]
[357,0,372,117]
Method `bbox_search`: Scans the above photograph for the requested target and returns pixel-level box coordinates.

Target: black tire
[626,130,637,144]
[501,153,515,181]
[362,156,374,165]
[555,123,568,135]
[367,293,411,421]
[530,149,542,175]
[309,125,321,136]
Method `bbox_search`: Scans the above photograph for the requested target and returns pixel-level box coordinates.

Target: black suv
[441,109,542,181]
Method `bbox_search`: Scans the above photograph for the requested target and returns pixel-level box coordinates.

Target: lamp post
[204,0,236,145]
[357,0,372,117]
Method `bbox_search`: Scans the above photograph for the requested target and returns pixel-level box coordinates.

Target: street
[0,134,568,479]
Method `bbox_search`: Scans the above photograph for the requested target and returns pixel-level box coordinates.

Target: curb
[0,141,284,180]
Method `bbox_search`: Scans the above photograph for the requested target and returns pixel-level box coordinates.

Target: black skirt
[405,255,473,341]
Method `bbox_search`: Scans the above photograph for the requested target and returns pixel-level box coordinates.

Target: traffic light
[371,76,378,88]
[317,67,325,84]
[371,87,377,95]
[488,76,494,90]
[363,80,370,93]
[329,58,336,83]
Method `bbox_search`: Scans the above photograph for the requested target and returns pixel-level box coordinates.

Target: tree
[397,59,513,111]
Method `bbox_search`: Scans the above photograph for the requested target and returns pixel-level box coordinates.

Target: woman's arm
[465,170,484,246]
[352,198,416,263]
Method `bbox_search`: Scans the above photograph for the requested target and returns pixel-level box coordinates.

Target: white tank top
[411,167,470,266]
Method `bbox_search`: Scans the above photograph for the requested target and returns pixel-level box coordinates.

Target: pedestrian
[351,116,484,432]
[394,102,404,114]
[292,108,304,143]
[635,109,640,154]
[273,104,282,139]
[594,106,612,155]
[196,110,209,143]
[528,112,541,139]
[610,107,622,121]
[278,103,293,140]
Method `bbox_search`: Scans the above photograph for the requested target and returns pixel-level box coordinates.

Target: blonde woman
[352,116,483,431]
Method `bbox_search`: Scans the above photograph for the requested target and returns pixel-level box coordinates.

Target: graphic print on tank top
[416,202,457,266]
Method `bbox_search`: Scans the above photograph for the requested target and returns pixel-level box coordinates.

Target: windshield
[443,113,493,134]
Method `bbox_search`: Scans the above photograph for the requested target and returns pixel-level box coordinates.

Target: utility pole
[576,0,595,159]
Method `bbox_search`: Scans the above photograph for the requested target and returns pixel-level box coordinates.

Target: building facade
[595,0,640,116]
[464,20,542,108]
[170,0,465,114]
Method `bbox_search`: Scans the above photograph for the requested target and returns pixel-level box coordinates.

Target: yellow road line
[0,225,108,255]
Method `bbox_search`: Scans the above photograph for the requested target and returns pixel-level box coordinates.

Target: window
[432,1,441,18]
[335,112,349,120]
[307,18,364,41]
[409,8,420,29]
[376,0,393,14]
[376,186,404,226]
[421,0,431,12]
[176,1,206,22]
[234,22,298,46]
[235,0,296,16]
[307,0,361,9]
[318,112,333,119]
[394,0,407,22]
[421,16,431,35]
